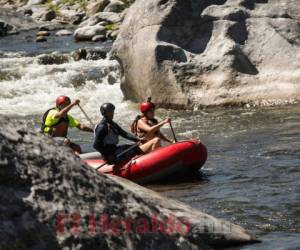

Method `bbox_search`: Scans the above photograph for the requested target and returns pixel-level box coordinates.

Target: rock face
[0,117,258,249]
[112,0,300,108]
[0,7,39,32]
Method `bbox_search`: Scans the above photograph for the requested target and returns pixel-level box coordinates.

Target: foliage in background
[44,0,88,14]
[104,23,119,31]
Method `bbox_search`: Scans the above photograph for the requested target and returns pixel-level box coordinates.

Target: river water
[0,32,299,249]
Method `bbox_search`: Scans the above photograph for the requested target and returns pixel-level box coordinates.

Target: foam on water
[0,53,138,123]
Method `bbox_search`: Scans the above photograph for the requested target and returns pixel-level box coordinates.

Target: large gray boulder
[0,7,39,32]
[0,117,258,249]
[112,0,300,108]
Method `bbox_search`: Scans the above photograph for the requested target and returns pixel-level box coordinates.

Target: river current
[0,32,299,249]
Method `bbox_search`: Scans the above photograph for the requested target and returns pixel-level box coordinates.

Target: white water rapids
[0,52,137,123]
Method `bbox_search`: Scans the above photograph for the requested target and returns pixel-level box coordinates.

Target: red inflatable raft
[81,139,207,184]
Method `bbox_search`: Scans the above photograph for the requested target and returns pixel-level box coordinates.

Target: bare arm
[137,118,170,134]
[54,99,80,119]
[77,123,93,132]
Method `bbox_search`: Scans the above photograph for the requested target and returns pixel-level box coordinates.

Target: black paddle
[95,142,140,170]
[169,120,177,143]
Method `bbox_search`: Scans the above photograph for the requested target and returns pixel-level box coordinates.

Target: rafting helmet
[56,95,70,107]
[140,97,155,113]
[100,103,115,116]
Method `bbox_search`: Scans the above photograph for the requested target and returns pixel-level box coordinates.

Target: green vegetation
[45,0,60,14]
[44,0,88,14]
[104,23,119,31]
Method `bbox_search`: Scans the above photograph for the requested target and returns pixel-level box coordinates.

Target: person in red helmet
[41,95,93,154]
[131,97,173,151]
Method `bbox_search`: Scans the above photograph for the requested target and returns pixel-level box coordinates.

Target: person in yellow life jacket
[42,95,93,154]
[131,98,173,152]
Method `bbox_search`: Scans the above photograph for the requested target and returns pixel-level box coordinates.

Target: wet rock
[40,10,56,21]
[55,29,72,36]
[38,25,50,31]
[35,36,47,42]
[74,24,106,41]
[87,0,110,16]
[86,47,107,60]
[92,34,106,42]
[70,12,85,25]
[37,53,70,65]
[0,19,16,36]
[71,48,107,61]
[38,23,64,31]
[0,117,258,250]
[36,30,50,36]
[103,0,126,13]
[71,48,87,61]
[112,0,300,108]
[107,73,117,84]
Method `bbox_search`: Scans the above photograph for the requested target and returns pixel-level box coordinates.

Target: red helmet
[140,97,155,113]
[56,95,70,107]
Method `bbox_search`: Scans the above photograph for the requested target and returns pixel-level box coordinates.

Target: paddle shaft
[169,121,177,142]
[95,142,140,170]
[78,104,94,127]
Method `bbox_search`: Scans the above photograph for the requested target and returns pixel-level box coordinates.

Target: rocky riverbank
[0,0,131,42]
[0,117,258,249]
[1,0,300,109]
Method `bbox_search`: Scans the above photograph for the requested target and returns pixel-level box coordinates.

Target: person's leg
[63,138,71,146]
[139,137,161,154]
[69,142,82,155]
[53,137,81,155]
[116,143,145,162]
[53,137,68,146]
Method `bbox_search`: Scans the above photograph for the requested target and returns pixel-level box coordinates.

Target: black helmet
[100,103,115,116]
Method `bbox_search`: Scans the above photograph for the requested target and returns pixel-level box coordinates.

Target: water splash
[0,53,138,123]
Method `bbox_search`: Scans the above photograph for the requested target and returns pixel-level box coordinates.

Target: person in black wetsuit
[93,103,165,164]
